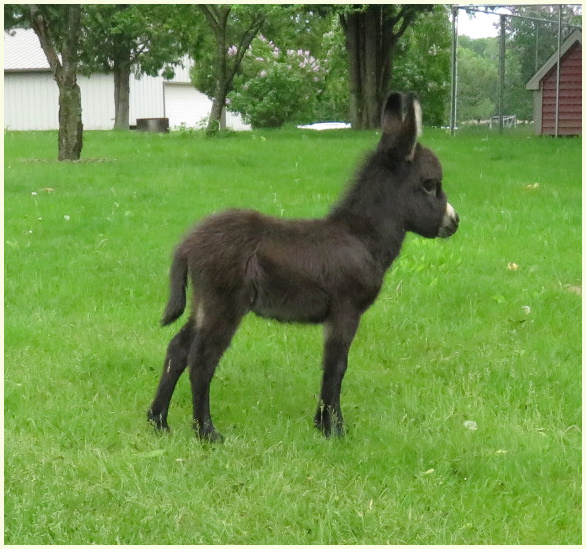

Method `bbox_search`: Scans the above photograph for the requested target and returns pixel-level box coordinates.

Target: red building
[526,30,582,136]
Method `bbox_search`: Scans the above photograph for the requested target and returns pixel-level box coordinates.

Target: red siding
[540,42,582,135]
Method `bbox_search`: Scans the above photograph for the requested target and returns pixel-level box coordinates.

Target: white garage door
[164,83,250,131]
[164,83,211,130]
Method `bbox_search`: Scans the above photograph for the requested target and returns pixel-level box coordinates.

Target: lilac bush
[227,35,326,128]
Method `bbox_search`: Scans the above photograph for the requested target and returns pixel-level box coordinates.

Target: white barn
[4,28,250,131]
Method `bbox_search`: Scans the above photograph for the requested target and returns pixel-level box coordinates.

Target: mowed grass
[4,127,581,544]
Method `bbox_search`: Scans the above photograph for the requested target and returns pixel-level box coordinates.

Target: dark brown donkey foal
[148,92,459,442]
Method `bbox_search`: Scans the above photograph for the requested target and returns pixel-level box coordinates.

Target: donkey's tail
[161,248,188,326]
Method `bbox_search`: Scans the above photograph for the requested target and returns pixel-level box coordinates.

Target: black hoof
[197,429,225,444]
[314,408,345,438]
[147,410,169,431]
[315,422,346,438]
[194,420,225,443]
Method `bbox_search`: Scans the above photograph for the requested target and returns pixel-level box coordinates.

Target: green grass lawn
[4,127,581,544]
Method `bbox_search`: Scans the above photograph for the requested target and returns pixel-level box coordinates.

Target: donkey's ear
[401,93,422,161]
[379,92,422,161]
[380,92,405,138]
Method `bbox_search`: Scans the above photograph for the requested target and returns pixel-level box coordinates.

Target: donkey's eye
[422,179,437,195]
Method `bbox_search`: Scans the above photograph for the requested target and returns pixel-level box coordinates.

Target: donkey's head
[378,92,459,239]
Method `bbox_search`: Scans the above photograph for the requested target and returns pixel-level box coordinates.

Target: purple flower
[227,45,238,57]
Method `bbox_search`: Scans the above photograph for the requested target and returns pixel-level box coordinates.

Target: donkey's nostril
[438,203,459,238]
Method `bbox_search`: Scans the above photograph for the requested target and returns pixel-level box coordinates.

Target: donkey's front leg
[315,311,360,438]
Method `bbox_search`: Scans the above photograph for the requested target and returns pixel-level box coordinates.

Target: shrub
[228,35,326,128]
[310,27,350,123]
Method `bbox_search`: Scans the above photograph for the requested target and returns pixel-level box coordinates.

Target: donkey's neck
[326,155,407,270]
[327,208,405,270]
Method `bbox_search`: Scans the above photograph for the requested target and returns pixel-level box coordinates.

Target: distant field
[4,127,581,544]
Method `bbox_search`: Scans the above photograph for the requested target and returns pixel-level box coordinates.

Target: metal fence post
[498,14,506,134]
[555,6,562,137]
[450,6,459,135]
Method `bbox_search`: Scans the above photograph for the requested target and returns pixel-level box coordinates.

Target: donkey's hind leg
[315,309,360,438]
[189,303,243,443]
[148,318,195,431]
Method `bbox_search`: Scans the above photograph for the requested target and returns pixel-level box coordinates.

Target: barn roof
[526,29,582,90]
[4,28,52,72]
[4,27,194,83]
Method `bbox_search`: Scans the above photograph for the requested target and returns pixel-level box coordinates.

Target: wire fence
[450,5,582,136]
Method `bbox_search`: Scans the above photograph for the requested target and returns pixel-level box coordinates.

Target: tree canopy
[80,5,184,129]
[6,3,457,137]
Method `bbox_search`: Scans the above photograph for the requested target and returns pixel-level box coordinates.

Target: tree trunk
[199,5,264,136]
[208,92,227,135]
[207,19,228,135]
[30,4,83,160]
[343,8,385,130]
[113,60,131,130]
[57,74,83,161]
[364,6,381,128]
[341,5,428,130]
[198,5,230,135]
[380,15,395,102]
[341,12,365,129]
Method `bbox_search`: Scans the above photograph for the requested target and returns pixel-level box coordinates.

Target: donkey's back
[165,208,384,326]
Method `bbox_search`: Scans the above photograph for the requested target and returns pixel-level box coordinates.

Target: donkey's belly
[250,283,330,324]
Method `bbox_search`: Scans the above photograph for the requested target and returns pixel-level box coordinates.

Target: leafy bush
[309,26,350,123]
[227,35,326,128]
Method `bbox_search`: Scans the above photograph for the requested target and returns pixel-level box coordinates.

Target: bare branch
[199,5,230,36]
[29,5,62,76]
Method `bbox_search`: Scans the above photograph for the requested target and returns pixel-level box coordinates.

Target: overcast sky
[457,9,510,39]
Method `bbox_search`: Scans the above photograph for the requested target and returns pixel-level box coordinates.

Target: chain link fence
[449,5,582,135]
